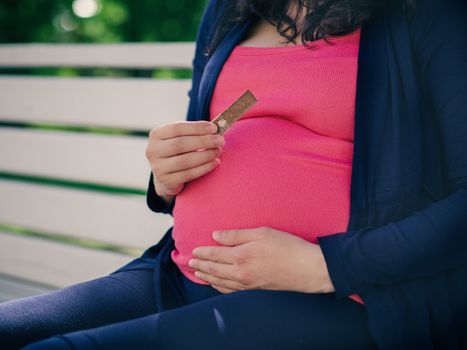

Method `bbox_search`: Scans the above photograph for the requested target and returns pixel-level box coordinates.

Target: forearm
[318,186,467,299]
[319,0,467,300]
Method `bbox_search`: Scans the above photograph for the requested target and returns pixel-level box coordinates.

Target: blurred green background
[0,0,205,43]
[0,0,206,78]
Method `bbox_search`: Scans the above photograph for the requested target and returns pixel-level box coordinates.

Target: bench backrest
[0,43,194,291]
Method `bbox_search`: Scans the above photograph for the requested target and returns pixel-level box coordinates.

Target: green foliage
[0,0,206,43]
[0,0,207,77]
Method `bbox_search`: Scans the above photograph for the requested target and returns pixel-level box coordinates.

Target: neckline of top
[231,26,361,56]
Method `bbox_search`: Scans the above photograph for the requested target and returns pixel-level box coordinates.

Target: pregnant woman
[1,0,467,349]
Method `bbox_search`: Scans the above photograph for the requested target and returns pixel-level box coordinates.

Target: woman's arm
[317,0,467,299]
[146,0,222,215]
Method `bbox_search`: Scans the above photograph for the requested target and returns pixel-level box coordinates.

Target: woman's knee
[0,269,157,349]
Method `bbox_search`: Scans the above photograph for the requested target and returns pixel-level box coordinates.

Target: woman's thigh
[23,289,378,350]
[0,269,157,350]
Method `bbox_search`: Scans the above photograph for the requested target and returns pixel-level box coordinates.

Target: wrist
[161,194,175,205]
[303,243,335,294]
[316,245,335,293]
[153,178,175,204]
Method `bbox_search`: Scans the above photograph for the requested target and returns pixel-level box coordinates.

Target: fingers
[192,245,236,264]
[193,269,247,291]
[211,284,236,294]
[145,121,225,197]
[157,134,225,158]
[151,120,218,141]
[163,147,223,174]
[157,156,221,186]
[195,270,246,291]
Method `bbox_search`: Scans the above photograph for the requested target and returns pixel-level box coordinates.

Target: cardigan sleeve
[146,0,221,215]
[317,0,467,299]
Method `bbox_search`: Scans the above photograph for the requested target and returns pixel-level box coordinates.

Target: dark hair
[204,0,416,56]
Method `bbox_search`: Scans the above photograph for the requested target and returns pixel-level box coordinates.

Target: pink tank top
[171,26,363,305]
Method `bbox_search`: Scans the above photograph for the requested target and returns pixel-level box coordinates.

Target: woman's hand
[145,120,225,198]
[189,227,335,294]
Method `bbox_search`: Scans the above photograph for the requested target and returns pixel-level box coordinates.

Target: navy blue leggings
[0,255,378,350]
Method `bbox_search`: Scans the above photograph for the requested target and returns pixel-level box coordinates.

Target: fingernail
[207,123,217,133]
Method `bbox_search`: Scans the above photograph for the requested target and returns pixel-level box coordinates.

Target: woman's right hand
[145,120,225,199]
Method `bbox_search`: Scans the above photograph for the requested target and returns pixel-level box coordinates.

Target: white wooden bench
[0,43,195,301]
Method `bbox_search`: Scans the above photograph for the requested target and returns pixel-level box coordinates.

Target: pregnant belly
[171,116,354,279]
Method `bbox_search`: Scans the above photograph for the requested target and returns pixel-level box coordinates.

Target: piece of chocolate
[211,89,258,135]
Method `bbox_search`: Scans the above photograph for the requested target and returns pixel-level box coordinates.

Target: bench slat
[0,274,54,302]
[0,42,192,297]
[0,128,151,189]
[0,76,190,129]
[0,179,172,248]
[0,232,133,288]
[0,43,194,69]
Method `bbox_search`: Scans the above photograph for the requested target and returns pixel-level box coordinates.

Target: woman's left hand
[189,227,335,294]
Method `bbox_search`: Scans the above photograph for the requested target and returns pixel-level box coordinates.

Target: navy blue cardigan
[145,0,467,348]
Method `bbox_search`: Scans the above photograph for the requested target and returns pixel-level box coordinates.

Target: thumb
[212,228,263,246]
